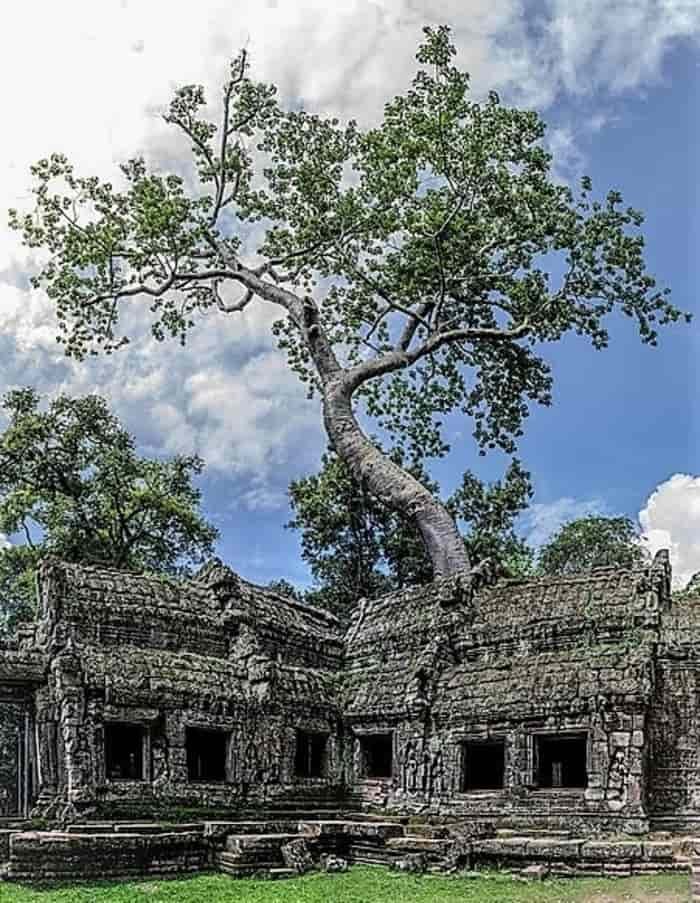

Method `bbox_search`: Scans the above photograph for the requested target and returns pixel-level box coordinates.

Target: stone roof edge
[36,557,342,631]
[344,551,673,621]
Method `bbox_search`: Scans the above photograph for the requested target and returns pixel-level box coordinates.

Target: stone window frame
[353,728,395,780]
[184,725,232,784]
[293,729,330,780]
[526,727,590,792]
[102,720,151,784]
[458,734,508,794]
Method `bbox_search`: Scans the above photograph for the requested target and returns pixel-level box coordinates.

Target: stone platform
[0,817,694,884]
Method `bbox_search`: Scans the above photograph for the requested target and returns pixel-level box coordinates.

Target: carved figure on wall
[606,747,629,810]
[241,736,259,787]
[421,748,431,793]
[152,740,170,791]
[430,749,446,795]
[351,736,361,780]
[401,739,418,793]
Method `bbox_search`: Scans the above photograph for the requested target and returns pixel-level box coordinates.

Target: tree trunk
[322,375,471,580]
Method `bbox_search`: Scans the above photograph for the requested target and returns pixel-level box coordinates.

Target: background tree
[537,515,648,576]
[10,27,688,581]
[0,388,218,633]
[286,450,533,615]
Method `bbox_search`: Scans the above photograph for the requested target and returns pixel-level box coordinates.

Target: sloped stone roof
[342,562,668,721]
[36,559,342,666]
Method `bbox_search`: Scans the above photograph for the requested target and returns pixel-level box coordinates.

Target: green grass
[0,868,690,903]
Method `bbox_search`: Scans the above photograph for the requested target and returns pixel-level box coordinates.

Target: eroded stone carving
[0,552,696,843]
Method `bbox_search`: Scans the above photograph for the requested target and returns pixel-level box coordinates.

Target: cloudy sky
[0,0,697,589]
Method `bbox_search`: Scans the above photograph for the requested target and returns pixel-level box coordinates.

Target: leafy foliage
[287,450,533,615]
[537,515,648,576]
[8,26,689,575]
[0,388,218,632]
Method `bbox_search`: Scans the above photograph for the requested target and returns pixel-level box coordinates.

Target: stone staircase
[2,816,688,883]
[215,832,301,877]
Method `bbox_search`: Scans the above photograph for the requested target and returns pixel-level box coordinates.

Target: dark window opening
[105,723,144,781]
[536,733,587,789]
[462,740,505,791]
[295,731,328,778]
[186,727,228,782]
[360,733,393,778]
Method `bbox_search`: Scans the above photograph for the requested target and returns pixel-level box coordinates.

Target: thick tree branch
[345,319,531,391]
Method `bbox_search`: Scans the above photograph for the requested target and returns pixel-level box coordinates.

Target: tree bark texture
[322,375,471,580]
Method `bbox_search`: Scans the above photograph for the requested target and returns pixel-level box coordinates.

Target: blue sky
[0,1,698,588]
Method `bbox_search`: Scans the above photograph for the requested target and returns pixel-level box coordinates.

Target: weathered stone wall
[342,561,669,833]
[2,550,696,838]
[20,560,346,818]
[6,829,208,881]
[648,591,700,829]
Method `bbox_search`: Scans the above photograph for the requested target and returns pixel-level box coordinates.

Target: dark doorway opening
[105,723,144,781]
[294,731,328,778]
[462,739,505,791]
[535,733,587,789]
[359,733,393,778]
[0,702,23,814]
[186,727,228,782]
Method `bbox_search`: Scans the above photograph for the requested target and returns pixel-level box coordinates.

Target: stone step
[403,824,450,838]
[65,823,115,834]
[225,832,302,857]
[386,836,452,857]
[205,821,300,843]
[269,867,298,879]
[299,820,404,841]
[216,851,284,871]
[496,828,571,839]
[6,830,208,883]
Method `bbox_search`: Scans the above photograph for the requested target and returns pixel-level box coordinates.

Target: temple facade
[1,550,699,836]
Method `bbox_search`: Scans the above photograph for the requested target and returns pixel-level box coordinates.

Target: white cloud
[523,496,608,548]
[0,1,696,509]
[542,0,700,96]
[639,474,700,590]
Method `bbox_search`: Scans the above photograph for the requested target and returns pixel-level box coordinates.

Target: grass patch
[0,867,689,903]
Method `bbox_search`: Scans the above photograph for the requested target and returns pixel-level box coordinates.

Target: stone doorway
[0,697,36,818]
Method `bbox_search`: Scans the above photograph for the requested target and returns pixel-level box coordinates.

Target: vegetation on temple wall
[9,26,688,579]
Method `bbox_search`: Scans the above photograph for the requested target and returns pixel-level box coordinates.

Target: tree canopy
[286,450,533,615]
[9,26,688,579]
[0,388,218,632]
[537,515,648,576]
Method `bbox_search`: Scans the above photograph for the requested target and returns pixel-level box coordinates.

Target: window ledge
[458,790,507,797]
[530,787,587,794]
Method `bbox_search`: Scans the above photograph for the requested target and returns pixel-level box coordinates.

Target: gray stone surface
[280,838,314,874]
[0,548,699,886]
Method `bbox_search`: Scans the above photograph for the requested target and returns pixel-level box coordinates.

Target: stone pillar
[51,646,91,804]
[34,687,59,803]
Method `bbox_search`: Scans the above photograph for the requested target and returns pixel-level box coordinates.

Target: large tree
[537,515,648,576]
[9,27,688,580]
[0,388,218,632]
[287,450,533,614]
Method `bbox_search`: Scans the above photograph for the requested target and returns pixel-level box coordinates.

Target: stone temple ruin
[2,550,700,883]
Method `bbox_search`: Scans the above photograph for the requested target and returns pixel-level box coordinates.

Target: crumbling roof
[342,563,666,720]
[36,559,343,668]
